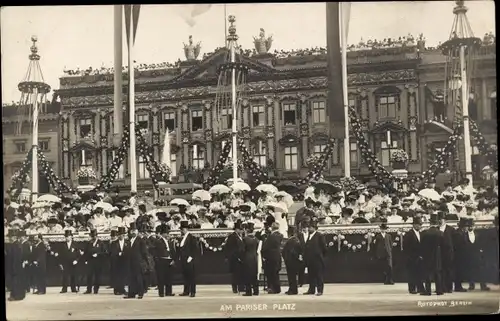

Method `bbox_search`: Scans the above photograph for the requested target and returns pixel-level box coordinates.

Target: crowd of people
[4,177,498,301]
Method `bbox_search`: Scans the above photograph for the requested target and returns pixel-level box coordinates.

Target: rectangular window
[137,114,149,130]
[284,146,298,171]
[350,142,358,165]
[221,108,232,129]
[38,140,49,152]
[192,145,205,169]
[191,110,203,132]
[312,101,326,123]
[79,118,92,138]
[164,112,176,132]
[282,103,297,125]
[381,140,398,166]
[170,153,177,177]
[252,105,265,127]
[15,142,26,153]
[313,144,327,157]
[378,95,397,119]
[138,156,150,179]
[253,141,267,167]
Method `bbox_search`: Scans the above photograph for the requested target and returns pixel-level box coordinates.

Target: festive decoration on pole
[298,138,336,185]
[203,141,233,190]
[8,147,33,197]
[469,120,497,170]
[237,137,273,186]
[37,150,75,196]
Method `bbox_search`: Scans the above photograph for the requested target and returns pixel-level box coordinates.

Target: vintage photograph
[1,2,498,319]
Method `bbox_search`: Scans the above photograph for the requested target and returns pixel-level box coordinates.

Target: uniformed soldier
[154,224,176,297]
[84,229,105,294]
[420,213,445,296]
[282,226,303,295]
[241,221,259,296]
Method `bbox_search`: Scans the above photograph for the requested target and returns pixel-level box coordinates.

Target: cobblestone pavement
[6,284,500,319]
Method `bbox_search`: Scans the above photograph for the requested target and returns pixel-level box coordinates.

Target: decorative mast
[17,36,51,202]
[227,15,239,183]
[440,0,481,186]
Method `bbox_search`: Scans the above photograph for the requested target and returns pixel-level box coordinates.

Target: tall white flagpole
[31,87,39,202]
[229,16,238,183]
[128,8,137,193]
[114,5,123,178]
[340,2,350,177]
[459,45,473,185]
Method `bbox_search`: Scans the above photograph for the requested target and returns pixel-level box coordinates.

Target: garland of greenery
[236,137,273,186]
[8,147,33,197]
[202,140,233,190]
[94,125,131,192]
[469,120,497,170]
[298,138,336,185]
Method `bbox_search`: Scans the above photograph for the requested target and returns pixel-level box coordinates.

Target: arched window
[192,144,205,169]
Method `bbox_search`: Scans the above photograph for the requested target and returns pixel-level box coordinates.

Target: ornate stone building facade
[12,34,492,192]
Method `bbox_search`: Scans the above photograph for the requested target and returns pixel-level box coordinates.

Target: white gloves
[72,260,77,265]
[304,267,308,274]
[119,252,122,256]
[298,255,303,261]
[54,252,59,257]
[187,256,193,263]
[92,253,97,257]
[33,261,38,265]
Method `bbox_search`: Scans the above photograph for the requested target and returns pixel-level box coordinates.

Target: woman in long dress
[274,196,289,238]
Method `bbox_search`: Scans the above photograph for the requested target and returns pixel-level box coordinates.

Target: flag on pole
[326,2,351,139]
[124,5,141,48]
[177,4,213,27]
[161,130,172,180]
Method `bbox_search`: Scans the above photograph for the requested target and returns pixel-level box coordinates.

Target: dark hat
[158,224,171,234]
[239,204,251,212]
[234,219,243,230]
[305,197,315,205]
[342,208,354,216]
[180,220,190,229]
[314,201,322,207]
[90,229,98,237]
[437,211,447,220]
[429,213,440,225]
[303,209,316,217]
[445,214,459,221]
[412,216,423,225]
[129,222,137,231]
[458,217,468,227]
[465,217,474,227]
[117,226,127,235]
[265,215,276,226]
[287,226,295,236]
[18,230,27,237]
[110,230,117,237]
[246,221,255,228]
[64,230,73,237]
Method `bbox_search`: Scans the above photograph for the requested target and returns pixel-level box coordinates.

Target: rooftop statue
[184,35,202,61]
[253,28,273,55]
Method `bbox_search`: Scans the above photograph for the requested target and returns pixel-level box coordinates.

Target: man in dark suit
[282,226,303,295]
[54,230,80,293]
[438,212,455,293]
[297,215,313,287]
[224,220,245,294]
[7,229,26,301]
[453,217,469,292]
[154,224,176,297]
[106,229,118,290]
[463,217,491,291]
[303,220,327,296]
[241,222,259,296]
[110,227,128,295]
[295,197,315,231]
[21,233,35,293]
[420,213,444,296]
[178,220,200,297]
[261,221,283,294]
[32,233,47,294]
[84,229,105,294]
[372,219,394,285]
[124,223,149,299]
[403,216,424,294]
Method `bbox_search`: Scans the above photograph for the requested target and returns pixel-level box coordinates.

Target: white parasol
[37,194,61,203]
[265,202,288,213]
[255,184,278,194]
[95,201,113,212]
[170,198,190,207]
[208,184,231,195]
[192,189,212,202]
[274,191,294,208]
[231,182,251,193]
[418,188,442,202]
[10,202,20,209]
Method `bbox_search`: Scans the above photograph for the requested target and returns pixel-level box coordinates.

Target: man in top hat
[438,211,455,293]
[106,229,118,290]
[142,224,158,293]
[453,217,470,292]
[262,221,283,294]
[178,219,200,297]
[352,210,370,224]
[7,229,26,301]
[28,233,47,295]
[403,216,425,294]
[282,226,303,295]
[110,226,128,295]
[372,219,394,285]
[20,230,34,293]
[52,230,80,293]
[83,229,104,294]
[224,219,245,294]
[154,224,176,297]
[241,221,259,296]
[303,220,327,296]
[124,222,149,299]
[461,217,491,291]
[420,212,445,296]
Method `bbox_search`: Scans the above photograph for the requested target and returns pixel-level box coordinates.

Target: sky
[1,1,495,104]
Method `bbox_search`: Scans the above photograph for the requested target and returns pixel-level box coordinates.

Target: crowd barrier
[5,220,498,286]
